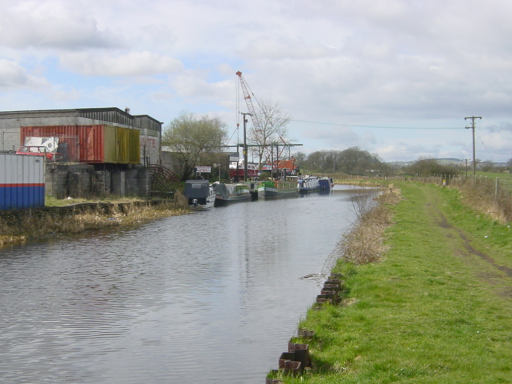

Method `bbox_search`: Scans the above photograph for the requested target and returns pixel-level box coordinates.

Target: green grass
[45,195,144,207]
[282,182,512,383]
[476,170,512,180]
[440,186,512,269]
[475,171,512,192]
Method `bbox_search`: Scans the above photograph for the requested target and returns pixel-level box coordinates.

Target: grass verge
[45,195,144,207]
[280,182,512,383]
[0,196,189,249]
[342,186,400,264]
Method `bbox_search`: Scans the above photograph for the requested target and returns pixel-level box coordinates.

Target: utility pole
[270,143,274,175]
[276,143,279,178]
[465,116,482,178]
[241,112,251,181]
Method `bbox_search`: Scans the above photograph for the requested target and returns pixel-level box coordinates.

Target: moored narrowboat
[298,176,320,194]
[213,182,252,206]
[184,180,215,210]
[318,177,333,194]
[257,180,298,199]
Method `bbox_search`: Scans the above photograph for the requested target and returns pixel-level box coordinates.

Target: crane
[236,70,267,180]
[236,70,302,178]
[236,71,264,134]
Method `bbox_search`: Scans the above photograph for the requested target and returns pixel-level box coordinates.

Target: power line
[227,125,239,143]
[290,119,463,130]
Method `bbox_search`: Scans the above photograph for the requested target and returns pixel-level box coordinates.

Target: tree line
[161,112,512,181]
[295,147,392,176]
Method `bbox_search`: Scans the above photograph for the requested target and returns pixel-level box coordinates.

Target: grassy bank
[45,195,146,207]
[280,182,512,383]
[0,195,189,249]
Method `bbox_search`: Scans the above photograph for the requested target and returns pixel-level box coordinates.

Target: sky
[1,0,511,162]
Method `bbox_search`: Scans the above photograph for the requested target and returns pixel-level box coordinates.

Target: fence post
[495,177,499,202]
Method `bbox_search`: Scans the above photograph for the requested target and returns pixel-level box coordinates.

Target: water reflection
[0,191,362,383]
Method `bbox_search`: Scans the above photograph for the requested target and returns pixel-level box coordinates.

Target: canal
[0,186,364,383]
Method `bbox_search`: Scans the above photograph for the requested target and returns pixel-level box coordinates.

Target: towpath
[424,183,512,296]
[291,182,512,384]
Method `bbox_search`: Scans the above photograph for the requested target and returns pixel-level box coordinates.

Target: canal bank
[0,196,188,249]
[273,182,512,383]
[266,185,398,382]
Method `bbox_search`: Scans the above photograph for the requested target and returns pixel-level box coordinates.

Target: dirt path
[424,187,512,295]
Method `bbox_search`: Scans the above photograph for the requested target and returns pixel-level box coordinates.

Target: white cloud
[50,87,81,102]
[375,142,446,162]
[241,38,338,61]
[60,51,183,77]
[479,125,512,160]
[172,70,236,108]
[0,1,117,49]
[0,59,48,88]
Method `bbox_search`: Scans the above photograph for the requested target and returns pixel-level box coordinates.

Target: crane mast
[236,71,263,133]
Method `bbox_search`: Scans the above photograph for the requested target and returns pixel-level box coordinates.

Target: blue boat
[298,176,320,194]
[318,177,333,194]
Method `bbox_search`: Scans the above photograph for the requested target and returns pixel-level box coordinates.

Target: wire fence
[448,175,512,222]
[334,173,512,223]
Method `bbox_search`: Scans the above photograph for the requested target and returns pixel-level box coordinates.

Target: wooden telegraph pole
[465,116,482,178]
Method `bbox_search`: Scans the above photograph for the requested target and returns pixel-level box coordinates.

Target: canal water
[0,186,364,384]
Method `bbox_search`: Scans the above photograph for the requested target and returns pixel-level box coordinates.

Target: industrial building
[0,107,161,166]
[0,108,166,201]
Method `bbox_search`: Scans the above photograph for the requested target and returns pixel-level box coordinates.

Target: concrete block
[298,328,315,338]
[288,342,311,368]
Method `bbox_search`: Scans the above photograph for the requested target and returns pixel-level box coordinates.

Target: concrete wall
[45,163,150,199]
[134,115,161,166]
[45,163,90,199]
[160,150,179,172]
[140,132,160,166]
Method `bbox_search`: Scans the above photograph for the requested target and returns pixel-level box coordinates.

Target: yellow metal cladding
[103,125,116,162]
[103,125,140,164]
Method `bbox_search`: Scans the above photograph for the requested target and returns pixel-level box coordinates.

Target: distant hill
[388,158,507,168]
[388,158,464,168]
[435,158,465,166]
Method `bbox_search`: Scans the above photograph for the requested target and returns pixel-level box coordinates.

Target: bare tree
[248,101,289,169]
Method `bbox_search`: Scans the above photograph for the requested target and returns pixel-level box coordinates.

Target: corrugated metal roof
[0,108,162,130]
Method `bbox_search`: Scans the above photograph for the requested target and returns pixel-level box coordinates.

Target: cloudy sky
[1,0,511,162]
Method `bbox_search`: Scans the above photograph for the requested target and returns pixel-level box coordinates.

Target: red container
[78,125,104,162]
[20,125,139,164]
[21,125,101,162]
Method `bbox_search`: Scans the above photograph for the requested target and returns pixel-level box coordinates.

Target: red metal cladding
[20,125,105,163]
[20,125,140,164]
[78,125,104,162]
